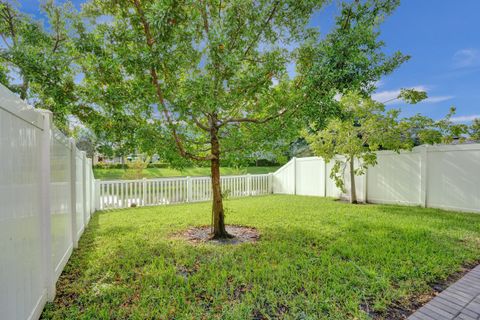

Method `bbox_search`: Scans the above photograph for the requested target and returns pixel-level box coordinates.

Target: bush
[146,163,169,168]
[94,162,170,169]
[249,159,280,167]
[93,162,126,169]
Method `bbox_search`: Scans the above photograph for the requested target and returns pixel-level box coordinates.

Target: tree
[74,0,407,238]
[403,107,469,145]
[469,118,480,141]
[0,1,80,131]
[305,91,425,204]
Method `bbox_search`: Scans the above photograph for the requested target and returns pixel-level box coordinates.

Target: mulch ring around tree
[173,225,260,245]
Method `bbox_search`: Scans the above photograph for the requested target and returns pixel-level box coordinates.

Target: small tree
[305,91,425,203]
[124,157,150,180]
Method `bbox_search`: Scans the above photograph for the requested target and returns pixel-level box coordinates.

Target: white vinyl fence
[98,174,272,209]
[272,144,480,213]
[0,84,95,320]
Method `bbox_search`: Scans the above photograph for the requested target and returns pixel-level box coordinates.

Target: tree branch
[199,0,209,34]
[243,0,280,57]
[191,114,210,131]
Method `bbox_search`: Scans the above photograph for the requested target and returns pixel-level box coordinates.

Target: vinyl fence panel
[367,150,422,205]
[0,84,95,320]
[0,85,46,320]
[295,157,326,196]
[50,128,73,282]
[426,144,480,213]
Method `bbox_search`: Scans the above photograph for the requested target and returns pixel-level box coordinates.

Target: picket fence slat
[98,174,272,209]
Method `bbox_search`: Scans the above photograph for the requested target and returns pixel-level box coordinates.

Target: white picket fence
[0,84,95,320]
[98,174,272,209]
[272,144,480,214]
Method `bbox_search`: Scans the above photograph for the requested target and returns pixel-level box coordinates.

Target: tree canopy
[0,0,80,131]
[403,107,469,145]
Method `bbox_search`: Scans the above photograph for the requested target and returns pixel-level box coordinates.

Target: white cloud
[372,85,429,105]
[453,49,480,68]
[423,95,454,103]
[450,114,480,123]
[372,89,402,104]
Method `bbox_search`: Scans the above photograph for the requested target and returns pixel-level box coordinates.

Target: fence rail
[98,174,272,209]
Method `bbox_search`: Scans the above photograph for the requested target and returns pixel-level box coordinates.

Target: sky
[16,0,480,123]
[310,1,480,123]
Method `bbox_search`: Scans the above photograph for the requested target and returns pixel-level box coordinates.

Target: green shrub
[146,163,169,168]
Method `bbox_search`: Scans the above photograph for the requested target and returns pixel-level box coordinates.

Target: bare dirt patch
[173,225,260,245]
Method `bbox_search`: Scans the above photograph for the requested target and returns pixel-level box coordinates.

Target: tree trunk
[349,157,358,204]
[210,126,232,239]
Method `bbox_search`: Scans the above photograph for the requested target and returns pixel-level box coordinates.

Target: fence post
[95,179,101,210]
[292,157,297,195]
[89,162,94,214]
[323,158,327,197]
[186,176,192,202]
[38,109,55,301]
[81,151,88,224]
[142,178,147,206]
[362,165,368,203]
[69,139,78,248]
[247,174,252,196]
[268,173,273,194]
[420,145,428,208]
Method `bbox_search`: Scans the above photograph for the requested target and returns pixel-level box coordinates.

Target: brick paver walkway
[408,265,480,320]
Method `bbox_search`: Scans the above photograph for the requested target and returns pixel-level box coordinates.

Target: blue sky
[311,1,480,123]
[17,0,480,123]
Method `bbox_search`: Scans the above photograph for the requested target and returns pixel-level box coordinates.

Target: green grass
[42,196,480,320]
[93,166,279,180]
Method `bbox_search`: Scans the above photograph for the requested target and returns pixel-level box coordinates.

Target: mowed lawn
[42,196,480,320]
[93,166,279,180]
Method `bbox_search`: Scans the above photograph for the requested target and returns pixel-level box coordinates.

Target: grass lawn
[42,196,480,320]
[93,166,279,180]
